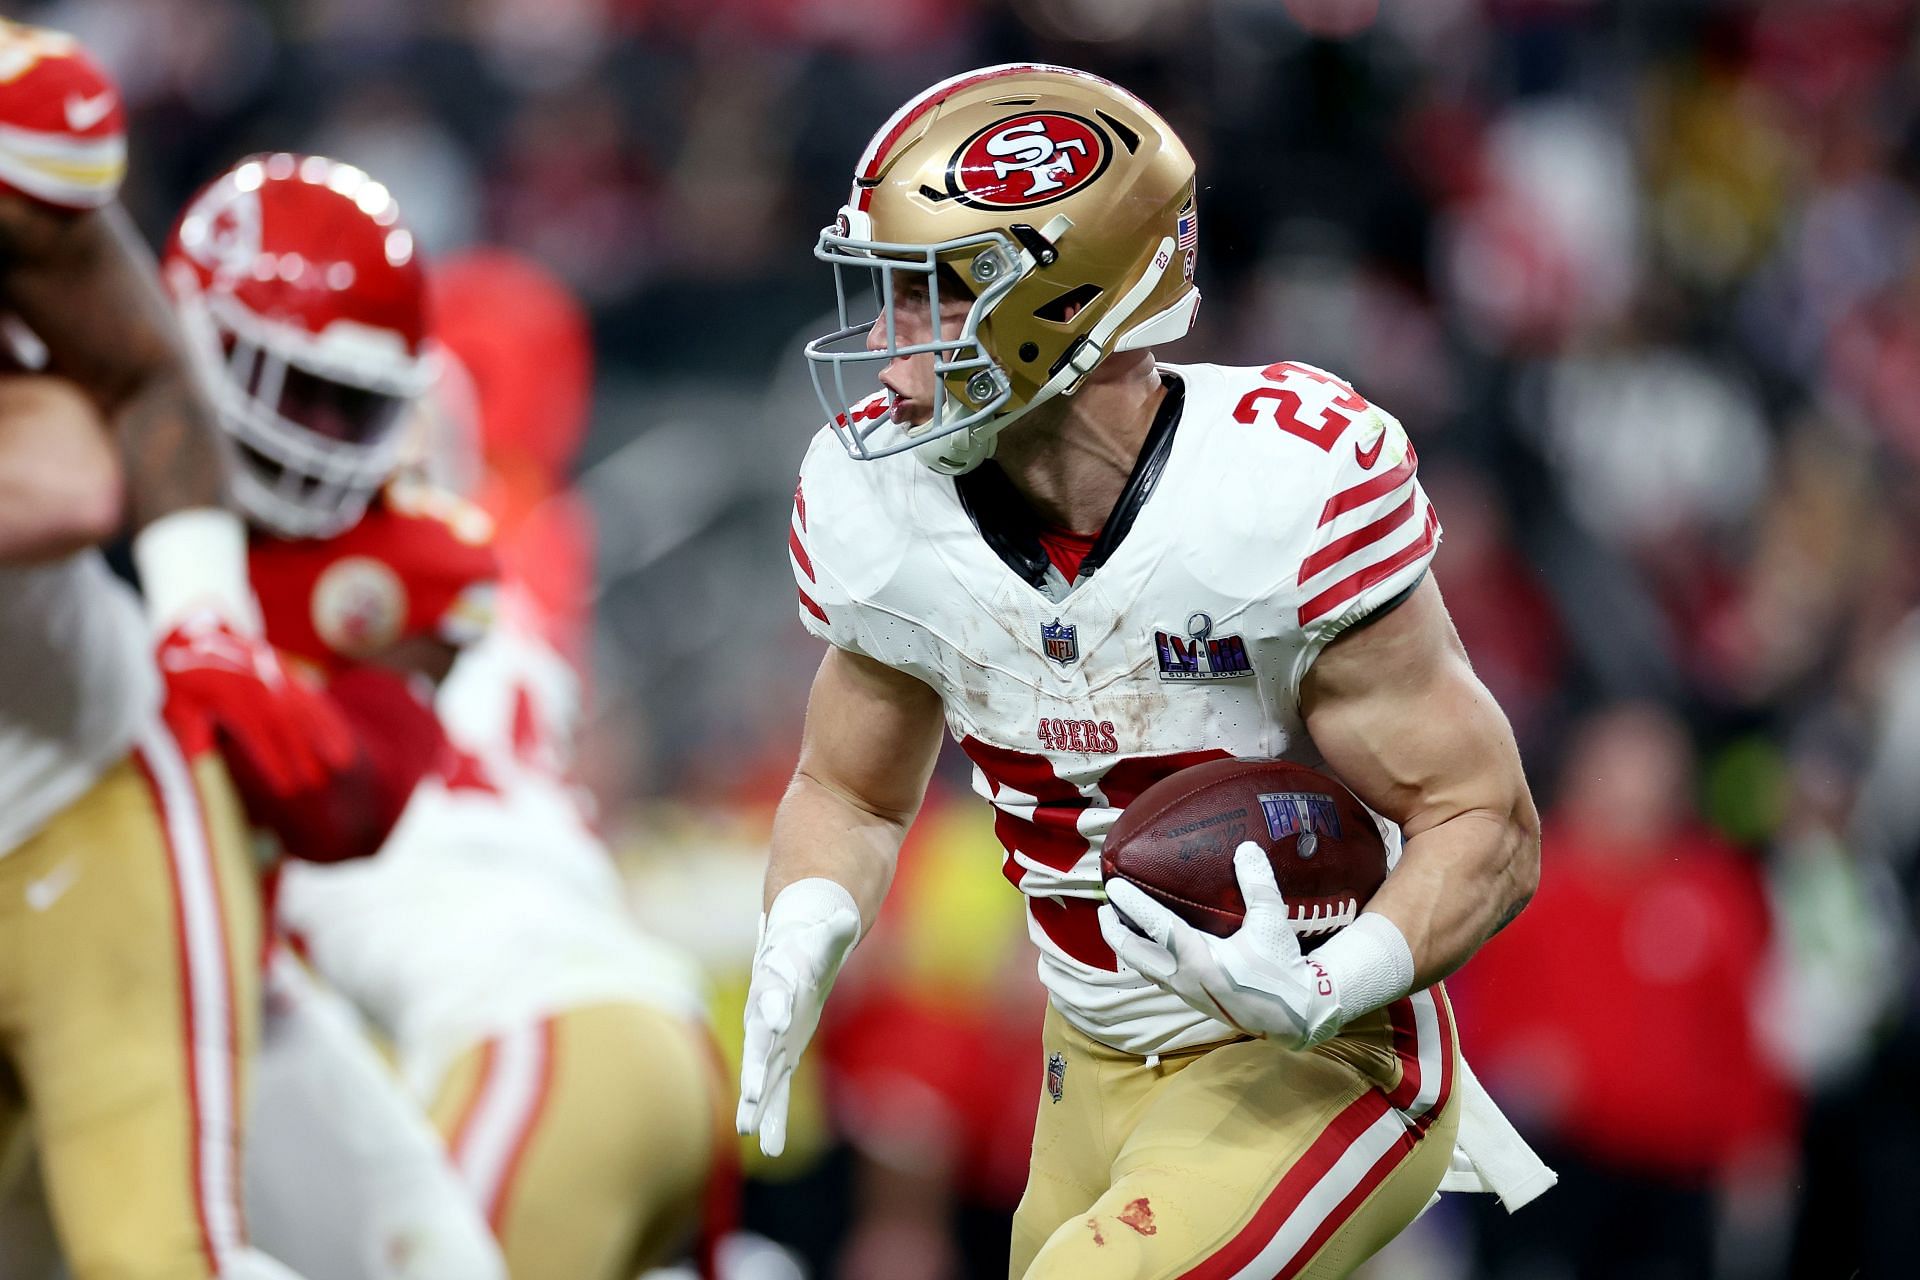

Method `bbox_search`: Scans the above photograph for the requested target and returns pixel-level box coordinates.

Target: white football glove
[1099,841,1413,1051]
[736,877,862,1157]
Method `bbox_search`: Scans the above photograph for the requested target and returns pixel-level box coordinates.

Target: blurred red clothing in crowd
[1451,705,1798,1182]
[821,794,1045,1210]
[430,248,599,666]
[1426,466,1566,749]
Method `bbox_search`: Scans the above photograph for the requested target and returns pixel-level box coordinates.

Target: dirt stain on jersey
[1119,1197,1157,1236]
[1086,1216,1105,1247]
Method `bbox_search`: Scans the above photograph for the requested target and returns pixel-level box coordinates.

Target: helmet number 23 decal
[947,112,1111,210]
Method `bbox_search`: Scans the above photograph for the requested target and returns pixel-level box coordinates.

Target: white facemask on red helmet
[164,152,434,538]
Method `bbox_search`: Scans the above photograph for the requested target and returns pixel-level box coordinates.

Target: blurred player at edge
[0,20,379,1280]
[274,247,732,1280]
[157,152,510,1280]
[739,64,1556,1278]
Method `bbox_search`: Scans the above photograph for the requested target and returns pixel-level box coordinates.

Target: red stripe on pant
[1425,992,1457,1129]
[486,1019,557,1233]
[133,725,244,1273]
[450,1020,559,1233]
[1175,1085,1428,1280]
[447,1039,501,1168]
[1274,1114,1423,1280]
[1384,997,1423,1112]
[1384,989,1456,1131]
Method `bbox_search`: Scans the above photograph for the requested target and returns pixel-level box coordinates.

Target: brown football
[1100,758,1387,952]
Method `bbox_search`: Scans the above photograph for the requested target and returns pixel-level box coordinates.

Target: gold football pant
[1012,988,1460,1280]
[0,723,262,1280]
[429,1001,726,1280]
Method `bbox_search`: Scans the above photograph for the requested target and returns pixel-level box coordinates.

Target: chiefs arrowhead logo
[947,112,1111,210]
[311,556,407,658]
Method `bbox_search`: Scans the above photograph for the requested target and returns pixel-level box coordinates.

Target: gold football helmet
[807,63,1200,474]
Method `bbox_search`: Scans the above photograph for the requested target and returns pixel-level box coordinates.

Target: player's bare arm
[1301,574,1541,989]
[0,194,227,526]
[0,373,122,560]
[767,644,946,926]
[737,645,944,1156]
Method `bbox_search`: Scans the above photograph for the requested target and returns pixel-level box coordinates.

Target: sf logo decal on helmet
[948,113,1111,209]
[807,63,1201,474]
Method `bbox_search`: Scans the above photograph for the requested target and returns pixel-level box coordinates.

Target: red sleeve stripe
[1297,490,1417,585]
[793,482,807,531]
[1317,444,1418,528]
[788,526,815,582]
[798,588,829,624]
[1297,507,1438,627]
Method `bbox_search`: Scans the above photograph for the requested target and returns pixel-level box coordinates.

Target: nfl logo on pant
[1046,1051,1067,1103]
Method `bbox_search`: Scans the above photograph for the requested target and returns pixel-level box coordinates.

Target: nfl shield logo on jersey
[1046,1050,1068,1103]
[1041,618,1079,666]
[1258,792,1343,859]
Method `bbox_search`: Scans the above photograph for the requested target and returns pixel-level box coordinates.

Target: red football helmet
[164,153,433,538]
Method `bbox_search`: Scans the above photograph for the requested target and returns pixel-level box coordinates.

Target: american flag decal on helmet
[1176,200,1198,253]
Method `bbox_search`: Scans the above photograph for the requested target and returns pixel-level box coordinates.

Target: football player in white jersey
[0,20,359,1280]
[738,64,1551,1278]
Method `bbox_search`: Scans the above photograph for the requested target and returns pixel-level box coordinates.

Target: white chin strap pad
[1115,287,1201,352]
[915,236,1188,476]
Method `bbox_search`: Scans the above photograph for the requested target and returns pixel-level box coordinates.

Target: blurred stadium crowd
[27,0,1920,1275]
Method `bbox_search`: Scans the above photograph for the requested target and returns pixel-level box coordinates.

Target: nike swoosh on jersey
[1354,432,1385,470]
[63,91,116,132]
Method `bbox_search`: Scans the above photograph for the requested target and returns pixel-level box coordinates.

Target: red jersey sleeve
[0,23,126,210]
[250,484,500,677]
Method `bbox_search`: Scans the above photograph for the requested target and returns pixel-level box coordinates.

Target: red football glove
[246,666,452,863]
[157,611,359,811]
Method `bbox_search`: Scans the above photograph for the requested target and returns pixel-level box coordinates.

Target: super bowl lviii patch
[1155,611,1252,680]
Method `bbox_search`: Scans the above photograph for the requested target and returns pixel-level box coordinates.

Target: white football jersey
[277,593,705,1087]
[790,361,1440,1055]
[0,554,158,856]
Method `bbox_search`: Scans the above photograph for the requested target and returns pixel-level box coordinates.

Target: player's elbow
[50,417,128,551]
[1495,793,1542,931]
[0,377,126,560]
[3,476,122,559]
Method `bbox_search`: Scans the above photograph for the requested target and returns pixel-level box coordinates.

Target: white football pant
[245,950,507,1280]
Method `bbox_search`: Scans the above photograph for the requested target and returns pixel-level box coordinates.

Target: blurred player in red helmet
[161,153,514,1280]
[163,153,495,847]
[277,247,734,1280]
[166,152,437,540]
[0,20,381,1280]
